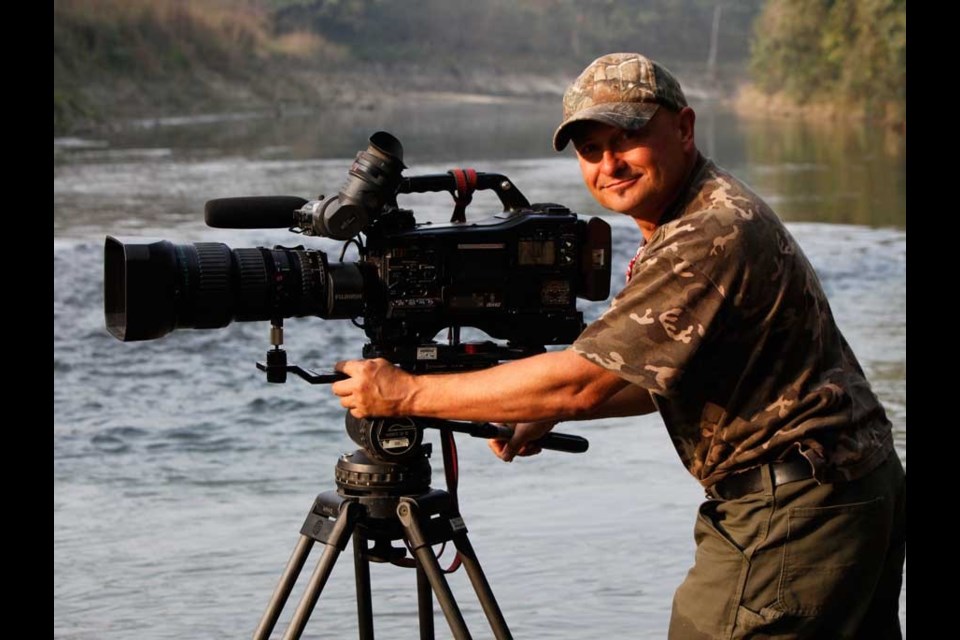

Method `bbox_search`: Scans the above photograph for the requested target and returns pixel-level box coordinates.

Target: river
[54,95,906,638]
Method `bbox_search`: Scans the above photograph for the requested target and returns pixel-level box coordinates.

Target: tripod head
[255,335,588,496]
[338,414,432,502]
[338,413,588,500]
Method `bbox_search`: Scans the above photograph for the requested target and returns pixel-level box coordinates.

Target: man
[332,53,905,638]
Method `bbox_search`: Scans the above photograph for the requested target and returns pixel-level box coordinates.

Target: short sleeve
[571,220,738,397]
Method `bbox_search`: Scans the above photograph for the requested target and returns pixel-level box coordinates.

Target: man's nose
[599,149,624,175]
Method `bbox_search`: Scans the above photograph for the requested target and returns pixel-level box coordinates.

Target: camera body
[104,132,612,371]
[359,200,610,352]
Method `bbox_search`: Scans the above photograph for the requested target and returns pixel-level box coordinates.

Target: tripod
[253,416,522,640]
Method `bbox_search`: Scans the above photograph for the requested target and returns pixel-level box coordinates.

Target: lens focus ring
[233,249,269,321]
[191,243,233,329]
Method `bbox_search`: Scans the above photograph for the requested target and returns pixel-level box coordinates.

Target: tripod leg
[398,499,472,640]
[417,565,435,640]
[352,529,374,640]
[254,535,315,640]
[282,500,363,640]
[452,532,512,640]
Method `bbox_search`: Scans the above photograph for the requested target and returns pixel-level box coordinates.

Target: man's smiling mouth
[601,176,640,190]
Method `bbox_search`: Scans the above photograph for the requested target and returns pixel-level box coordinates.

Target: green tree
[749,0,905,120]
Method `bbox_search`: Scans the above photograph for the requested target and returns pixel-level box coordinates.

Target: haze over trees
[54,0,905,133]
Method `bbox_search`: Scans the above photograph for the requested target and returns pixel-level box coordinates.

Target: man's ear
[677,106,696,152]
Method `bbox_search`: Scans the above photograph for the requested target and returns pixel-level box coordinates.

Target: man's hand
[487,421,558,462]
[332,358,414,418]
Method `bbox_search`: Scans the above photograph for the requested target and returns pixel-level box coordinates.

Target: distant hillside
[53,0,764,135]
[54,0,344,132]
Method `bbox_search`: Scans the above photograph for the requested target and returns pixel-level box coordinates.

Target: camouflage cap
[553,53,688,152]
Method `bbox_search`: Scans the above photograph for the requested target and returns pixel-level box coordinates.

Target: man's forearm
[488,372,656,461]
[404,349,629,422]
[567,383,656,420]
[334,348,644,422]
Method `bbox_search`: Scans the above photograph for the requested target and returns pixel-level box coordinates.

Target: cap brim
[552,102,660,152]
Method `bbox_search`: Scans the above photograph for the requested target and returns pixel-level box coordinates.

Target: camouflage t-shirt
[572,156,894,488]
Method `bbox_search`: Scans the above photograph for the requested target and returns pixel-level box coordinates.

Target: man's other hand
[487,421,558,462]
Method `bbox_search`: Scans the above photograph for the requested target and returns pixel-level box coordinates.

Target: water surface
[54,97,906,638]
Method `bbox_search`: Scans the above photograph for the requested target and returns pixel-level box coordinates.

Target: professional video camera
[103,131,613,639]
[104,131,611,377]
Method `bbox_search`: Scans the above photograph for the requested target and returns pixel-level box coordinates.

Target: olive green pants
[668,451,906,639]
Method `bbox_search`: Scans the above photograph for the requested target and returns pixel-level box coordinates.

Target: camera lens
[104,236,365,341]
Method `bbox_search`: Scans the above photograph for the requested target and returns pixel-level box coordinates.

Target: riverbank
[55,60,746,138]
[59,62,905,140]
[730,83,906,133]
[56,60,583,136]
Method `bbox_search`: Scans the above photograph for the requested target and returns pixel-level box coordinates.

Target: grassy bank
[52,0,582,135]
[731,84,905,132]
[54,0,352,134]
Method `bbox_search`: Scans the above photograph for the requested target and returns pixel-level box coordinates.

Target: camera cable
[391,429,464,574]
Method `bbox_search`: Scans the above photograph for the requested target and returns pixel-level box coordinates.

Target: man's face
[571,107,695,225]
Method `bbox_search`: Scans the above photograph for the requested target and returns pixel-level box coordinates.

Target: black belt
[708,455,814,500]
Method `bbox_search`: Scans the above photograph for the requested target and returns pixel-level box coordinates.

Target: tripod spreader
[254,488,512,640]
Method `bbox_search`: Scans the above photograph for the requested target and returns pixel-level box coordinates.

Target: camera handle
[424,418,588,454]
[399,172,531,214]
[256,320,348,384]
[256,348,347,384]
[257,321,590,454]
[255,358,588,453]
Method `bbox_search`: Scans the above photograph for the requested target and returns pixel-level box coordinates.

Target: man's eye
[577,144,600,159]
[617,130,642,147]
